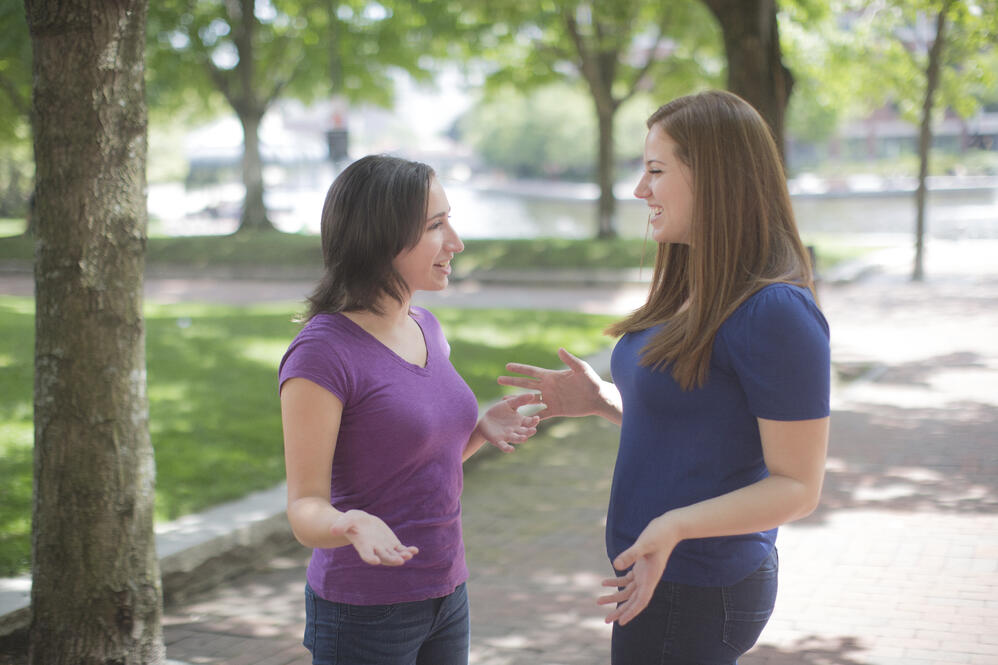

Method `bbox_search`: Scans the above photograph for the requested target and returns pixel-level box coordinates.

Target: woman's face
[393,176,464,293]
[633,124,694,245]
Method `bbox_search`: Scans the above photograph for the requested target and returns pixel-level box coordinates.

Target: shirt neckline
[334,310,432,375]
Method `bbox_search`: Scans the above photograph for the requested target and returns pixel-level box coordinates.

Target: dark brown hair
[607,90,816,389]
[304,155,435,320]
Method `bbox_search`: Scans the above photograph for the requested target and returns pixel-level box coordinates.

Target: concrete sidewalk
[2,238,997,664]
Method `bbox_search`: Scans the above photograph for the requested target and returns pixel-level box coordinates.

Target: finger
[596,587,632,606]
[503,392,543,409]
[496,377,541,391]
[503,362,548,377]
[356,545,381,566]
[617,587,654,626]
[601,573,632,588]
[373,545,406,566]
[492,440,515,453]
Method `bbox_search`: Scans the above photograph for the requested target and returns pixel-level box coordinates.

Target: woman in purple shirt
[279,155,541,665]
[499,91,831,664]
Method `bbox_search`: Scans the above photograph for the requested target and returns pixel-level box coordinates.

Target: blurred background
[1,0,995,246]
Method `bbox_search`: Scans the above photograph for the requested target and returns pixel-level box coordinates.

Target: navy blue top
[607,283,830,586]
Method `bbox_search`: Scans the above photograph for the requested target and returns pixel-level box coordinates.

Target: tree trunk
[237,108,274,231]
[702,0,793,160]
[913,2,953,282]
[25,0,164,663]
[596,104,617,239]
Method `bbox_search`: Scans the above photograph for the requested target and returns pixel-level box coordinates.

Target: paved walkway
[4,238,998,664]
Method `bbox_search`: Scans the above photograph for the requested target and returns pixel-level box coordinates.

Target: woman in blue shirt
[499,90,830,664]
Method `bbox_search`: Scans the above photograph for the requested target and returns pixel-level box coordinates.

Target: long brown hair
[607,90,816,390]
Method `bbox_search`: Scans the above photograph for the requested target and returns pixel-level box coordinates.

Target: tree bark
[237,108,272,231]
[702,0,793,160]
[595,105,618,238]
[230,0,274,232]
[913,2,953,282]
[25,0,164,662]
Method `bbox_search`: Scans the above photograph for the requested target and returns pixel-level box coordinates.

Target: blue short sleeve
[719,285,830,421]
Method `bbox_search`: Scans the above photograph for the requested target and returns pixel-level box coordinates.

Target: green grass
[0,227,865,275]
[0,297,614,576]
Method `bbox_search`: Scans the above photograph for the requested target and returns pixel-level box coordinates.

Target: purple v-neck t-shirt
[279,306,479,604]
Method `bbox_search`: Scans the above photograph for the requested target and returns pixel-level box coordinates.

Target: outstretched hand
[597,516,679,625]
[498,348,605,420]
[330,509,419,566]
[478,392,542,453]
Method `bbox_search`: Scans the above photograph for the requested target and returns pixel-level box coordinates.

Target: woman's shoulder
[725,283,828,337]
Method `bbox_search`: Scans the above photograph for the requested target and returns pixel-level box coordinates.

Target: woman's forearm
[462,427,488,462]
[654,473,822,548]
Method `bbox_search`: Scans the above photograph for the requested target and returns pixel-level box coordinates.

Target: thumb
[329,514,355,538]
[558,347,586,371]
[613,544,642,572]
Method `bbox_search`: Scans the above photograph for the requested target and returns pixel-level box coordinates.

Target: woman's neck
[344,295,412,335]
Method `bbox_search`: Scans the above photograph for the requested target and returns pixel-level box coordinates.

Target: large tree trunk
[913,1,953,282]
[25,1,164,663]
[702,0,793,160]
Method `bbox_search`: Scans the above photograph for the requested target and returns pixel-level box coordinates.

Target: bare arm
[498,348,623,426]
[599,416,830,626]
[281,377,418,565]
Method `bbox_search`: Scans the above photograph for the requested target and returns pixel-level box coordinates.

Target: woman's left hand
[477,392,542,452]
[597,515,679,626]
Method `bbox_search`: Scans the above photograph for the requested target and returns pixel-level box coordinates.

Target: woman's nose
[634,174,650,199]
[447,227,464,253]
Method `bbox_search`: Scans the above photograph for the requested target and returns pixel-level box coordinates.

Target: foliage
[460,83,654,179]
[0,1,34,218]
[812,0,997,126]
[457,0,721,236]
[0,296,614,575]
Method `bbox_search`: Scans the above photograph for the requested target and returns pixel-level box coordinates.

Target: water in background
[148,178,998,243]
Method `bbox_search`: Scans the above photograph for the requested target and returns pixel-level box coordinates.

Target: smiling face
[633,124,694,245]
[393,176,464,293]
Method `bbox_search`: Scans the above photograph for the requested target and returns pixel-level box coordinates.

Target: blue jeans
[303,582,470,665]
[611,548,778,665]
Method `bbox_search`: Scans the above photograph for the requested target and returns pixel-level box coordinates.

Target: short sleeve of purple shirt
[279,306,480,604]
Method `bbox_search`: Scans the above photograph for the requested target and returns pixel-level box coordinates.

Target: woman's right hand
[329,509,419,566]
[498,348,620,423]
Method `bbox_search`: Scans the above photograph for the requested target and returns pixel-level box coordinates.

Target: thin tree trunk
[238,109,273,231]
[26,0,164,662]
[595,104,619,238]
[913,2,953,282]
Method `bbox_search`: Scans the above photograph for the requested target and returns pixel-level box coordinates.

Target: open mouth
[648,206,663,221]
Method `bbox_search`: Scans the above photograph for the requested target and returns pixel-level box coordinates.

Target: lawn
[0,226,867,276]
[0,297,615,576]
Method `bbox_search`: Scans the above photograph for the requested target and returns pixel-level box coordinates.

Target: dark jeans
[611,548,779,665]
[303,582,470,665]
